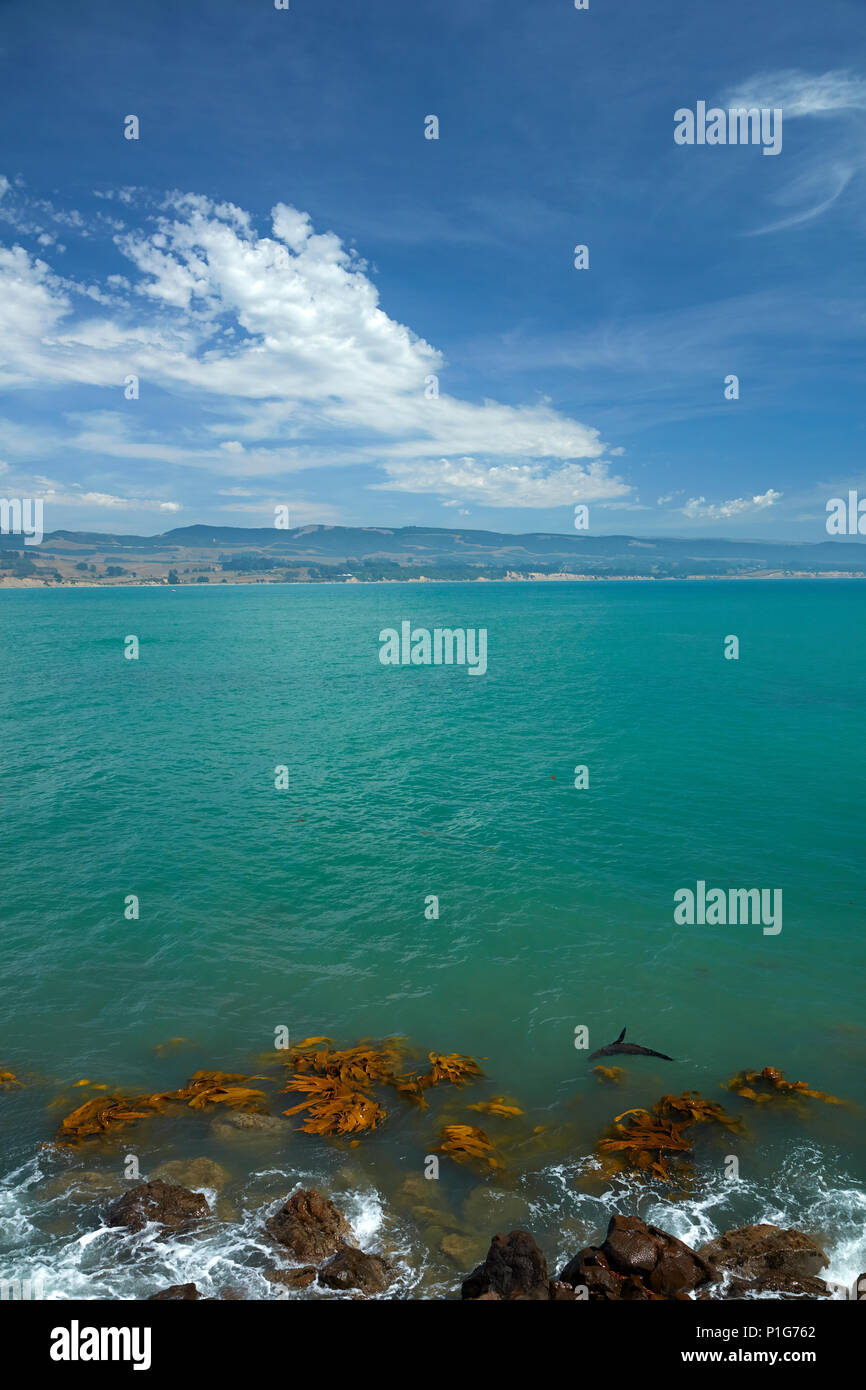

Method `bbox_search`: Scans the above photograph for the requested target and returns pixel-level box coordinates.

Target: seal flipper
[615,1027,626,1043]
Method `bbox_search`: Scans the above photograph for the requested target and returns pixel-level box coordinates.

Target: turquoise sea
[0,579,864,1298]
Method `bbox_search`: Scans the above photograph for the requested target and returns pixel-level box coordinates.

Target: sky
[0,0,864,540]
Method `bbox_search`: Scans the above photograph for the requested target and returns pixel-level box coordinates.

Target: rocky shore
[102,1179,836,1302]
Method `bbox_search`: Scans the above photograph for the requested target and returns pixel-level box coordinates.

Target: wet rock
[549,1279,582,1301]
[559,1215,716,1300]
[318,1245,391,1295]
[265,1266,317,1290]
[211,1111,287,1141]
[151,1157,231,1192]
[106,1179,210,1234]
[697,1225,830,1298]
[265,1188,353,1262]
[149,1283,200,1300]
[462,1231,549,1300]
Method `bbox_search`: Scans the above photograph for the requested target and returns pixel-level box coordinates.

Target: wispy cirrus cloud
[721,69,866,235]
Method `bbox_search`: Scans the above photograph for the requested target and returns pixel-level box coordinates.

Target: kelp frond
[724,1066,842,1106]
[282,1075,386,1135]
[437,1123,503,1171]
[467,1096,523,1118]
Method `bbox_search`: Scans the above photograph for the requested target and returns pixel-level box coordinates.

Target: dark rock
[549,1280,581,1301]
[265,1188,353,1262]
[559,1215,716,1300]
[106,1179,210,1234]
[462,1231,549,1300]
[265,1266,317,1290]
[318,1246,390,1295]
[149,1283,200,1300]
[697,1224,830,1298]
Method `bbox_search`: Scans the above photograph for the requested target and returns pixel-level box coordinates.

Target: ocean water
[0,578,863,1299]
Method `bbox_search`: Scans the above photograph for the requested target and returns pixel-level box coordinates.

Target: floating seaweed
[396,1052,485,1101]
[424,1053,485,1087]
[56,1095,156,1143]
[55,1070,272,1143]
[0,1068,22,1091]
[158,1072,271,1113]
[286,1039,409,1088]
[278,1037,485,1136]
[437,1123,503,1172]
[593,1066,625,1086]
[723,1066,842,1106]
[654,1091,743,1131]
[595,1091,741,1185]
[467,1096,523,1118]
[282,1075,386,1135]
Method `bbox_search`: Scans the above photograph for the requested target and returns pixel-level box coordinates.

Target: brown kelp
[467,1096,523,1118]
[593,1066,625,1086]
[282,1076,387,1135]
[278,1037,485,1137]
[0,1068,22,1090]
[55,1070,272,1144]
[54,1038,488,1145]
[437,1124,503,1172]
[56,1095,157,1142]
[596,1091,742,1185]
[723,1065,842,1106]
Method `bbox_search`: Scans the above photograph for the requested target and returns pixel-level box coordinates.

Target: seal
[588,1026,674,1061]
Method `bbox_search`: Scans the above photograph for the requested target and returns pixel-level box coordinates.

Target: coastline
[2,571,865,590]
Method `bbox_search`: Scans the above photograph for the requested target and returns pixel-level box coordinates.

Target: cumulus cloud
[681,489,781,521]
[372,456,630,508]
[0,188,629,508]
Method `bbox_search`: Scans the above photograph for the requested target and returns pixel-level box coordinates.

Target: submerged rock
[697,1224,830,1298]
[36,1169,126,1205]
[440,1232,485,1267]
[151,1157,231,1192]
[318,1245,391,1295]
[106,1179,210,1234]
[211,1111,287,1141]
[559,1215,717,1300]
[462,1231,549,1300]
[265,1188,353,1262]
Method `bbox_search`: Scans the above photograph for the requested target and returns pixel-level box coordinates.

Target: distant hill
[2,523,864,584]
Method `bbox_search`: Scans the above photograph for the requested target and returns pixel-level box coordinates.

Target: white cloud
[720,71,866,235]
[371,455,630,508]
[0,191,629,508]
[723,69,866,118]
[681,489,781,521]
[42,489,181,512]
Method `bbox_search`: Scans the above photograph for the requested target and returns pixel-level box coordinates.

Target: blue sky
[0,0,864,539]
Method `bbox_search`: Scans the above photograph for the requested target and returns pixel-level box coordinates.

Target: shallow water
[0,579,863,1297]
